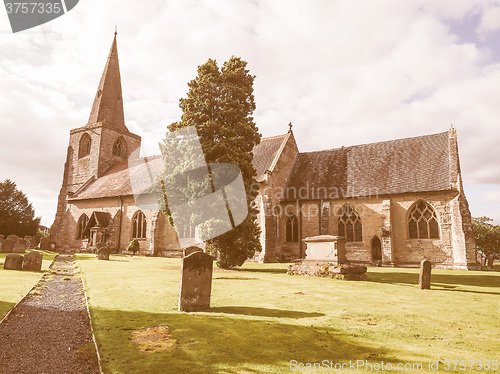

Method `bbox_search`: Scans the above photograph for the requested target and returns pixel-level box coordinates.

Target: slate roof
[284,131,453,200]
[70,131,454,201]
[70,156,163,200]
[252,133,288,181]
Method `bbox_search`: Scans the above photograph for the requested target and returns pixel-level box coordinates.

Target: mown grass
[76,254,500,374]
[0,250,57,319]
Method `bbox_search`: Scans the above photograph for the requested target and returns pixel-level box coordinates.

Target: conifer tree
[0,179,40,237]
[161,57,261,268]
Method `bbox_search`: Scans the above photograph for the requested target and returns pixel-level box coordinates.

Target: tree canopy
[472,216,500,256]
[157,56,262,268]
[0,179,40,237]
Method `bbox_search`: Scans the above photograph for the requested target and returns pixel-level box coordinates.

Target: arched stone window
[112,137,126,158]
[177,224,195,239]
[408,201,439,239]
[338,204,363,242]
[77,214,89,239]
[79,133,92,158]
[132,211,147,239]
[286,214,298,242]
[273,206,281,239]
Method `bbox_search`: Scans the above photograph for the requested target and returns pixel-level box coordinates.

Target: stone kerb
[4,254,24,270]
[1,238,15,253]
[419,259,432,290]
[23,251,43,271]
[179,251,214,312]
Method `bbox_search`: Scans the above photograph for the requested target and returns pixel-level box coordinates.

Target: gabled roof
[284,131,453,200]
[86,32,130,134]
[252,133,290,182]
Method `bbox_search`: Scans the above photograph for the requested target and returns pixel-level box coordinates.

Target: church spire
[86,31,127,132]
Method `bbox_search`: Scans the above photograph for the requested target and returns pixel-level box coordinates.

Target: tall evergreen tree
[161,57,262,268]
[0,179,40,237]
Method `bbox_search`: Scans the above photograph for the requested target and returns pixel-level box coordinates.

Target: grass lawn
[0,250,57,319]
[76,254,500,374]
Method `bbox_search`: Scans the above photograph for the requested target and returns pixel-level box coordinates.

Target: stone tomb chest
[303,235,347,264]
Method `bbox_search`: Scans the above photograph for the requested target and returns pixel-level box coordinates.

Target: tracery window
[79,133,92,158]
[132,211,147,239]
[77,214,89,239]
[408,201,439,239]
[286,214,298,242]
[338,204,363,242]
[177,224,196,239]
[112,137,126,158]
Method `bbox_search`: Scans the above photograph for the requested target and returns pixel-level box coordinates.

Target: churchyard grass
[76,254,500,374]
[0,250,57,319]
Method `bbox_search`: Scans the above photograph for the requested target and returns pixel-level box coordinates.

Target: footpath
[0,254,100,374]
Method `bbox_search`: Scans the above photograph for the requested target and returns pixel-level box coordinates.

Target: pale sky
[1,0,500,227]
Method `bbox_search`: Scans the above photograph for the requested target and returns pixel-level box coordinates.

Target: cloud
[1,0,500,225]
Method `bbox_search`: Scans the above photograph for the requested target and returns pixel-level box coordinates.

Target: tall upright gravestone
[179,251,213,312]
[419,259,431,290]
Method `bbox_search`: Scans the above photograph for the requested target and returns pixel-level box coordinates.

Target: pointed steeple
[86,31,127,132]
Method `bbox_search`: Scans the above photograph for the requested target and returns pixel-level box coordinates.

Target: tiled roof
[70,156,163,200]
[284,131,452,200]
[252,133,288,181]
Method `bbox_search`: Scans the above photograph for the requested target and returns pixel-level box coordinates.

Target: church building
[52,34,480,270]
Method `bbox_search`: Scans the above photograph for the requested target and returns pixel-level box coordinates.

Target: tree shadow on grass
[205,306,324,319]
[233,267,288,274]
[367,270,500,294]
[92,308,429,374]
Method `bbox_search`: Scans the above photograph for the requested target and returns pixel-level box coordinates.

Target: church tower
[52,32,141,243]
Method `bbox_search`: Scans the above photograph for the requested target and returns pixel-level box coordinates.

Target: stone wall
[271,190,478,269]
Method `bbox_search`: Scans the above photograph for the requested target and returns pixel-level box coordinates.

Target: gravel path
[0,254,100,374]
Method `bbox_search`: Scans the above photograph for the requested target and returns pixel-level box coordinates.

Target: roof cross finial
[288,122,293,132]
[114,26,117,36]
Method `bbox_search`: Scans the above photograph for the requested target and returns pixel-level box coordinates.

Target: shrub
[127,239,140,256]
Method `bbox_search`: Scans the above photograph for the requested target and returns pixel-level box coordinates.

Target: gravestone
[7,234,20,241]
[24,236,35,249]
[4,254,24,270]
[179,252,213,312]
[13,239,26,253]
[1,238,15,253]
[418,259,431,290]
[40,237,51,250]
[97,247,110,260]
[183,246,203,257]
[23,251,43,271]
[487,254,494,270]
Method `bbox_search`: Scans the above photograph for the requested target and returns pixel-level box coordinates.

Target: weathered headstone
[418,259,431,290]
[24,236,35,249]
[179,252,213,312]
[183,246,203,257]
[4,254,24,270]
[97,247,110,260]
[40,237,51,250]
[487,254,494,270]
[23,251,43,271]
[7,234,20,241]
[1,238,15,253]
[13,239,26,253]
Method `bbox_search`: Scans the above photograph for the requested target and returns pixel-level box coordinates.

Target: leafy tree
[127,239,140,256]
[158,57,262,269]
[0,179,40,237]
[472,217,500,264]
